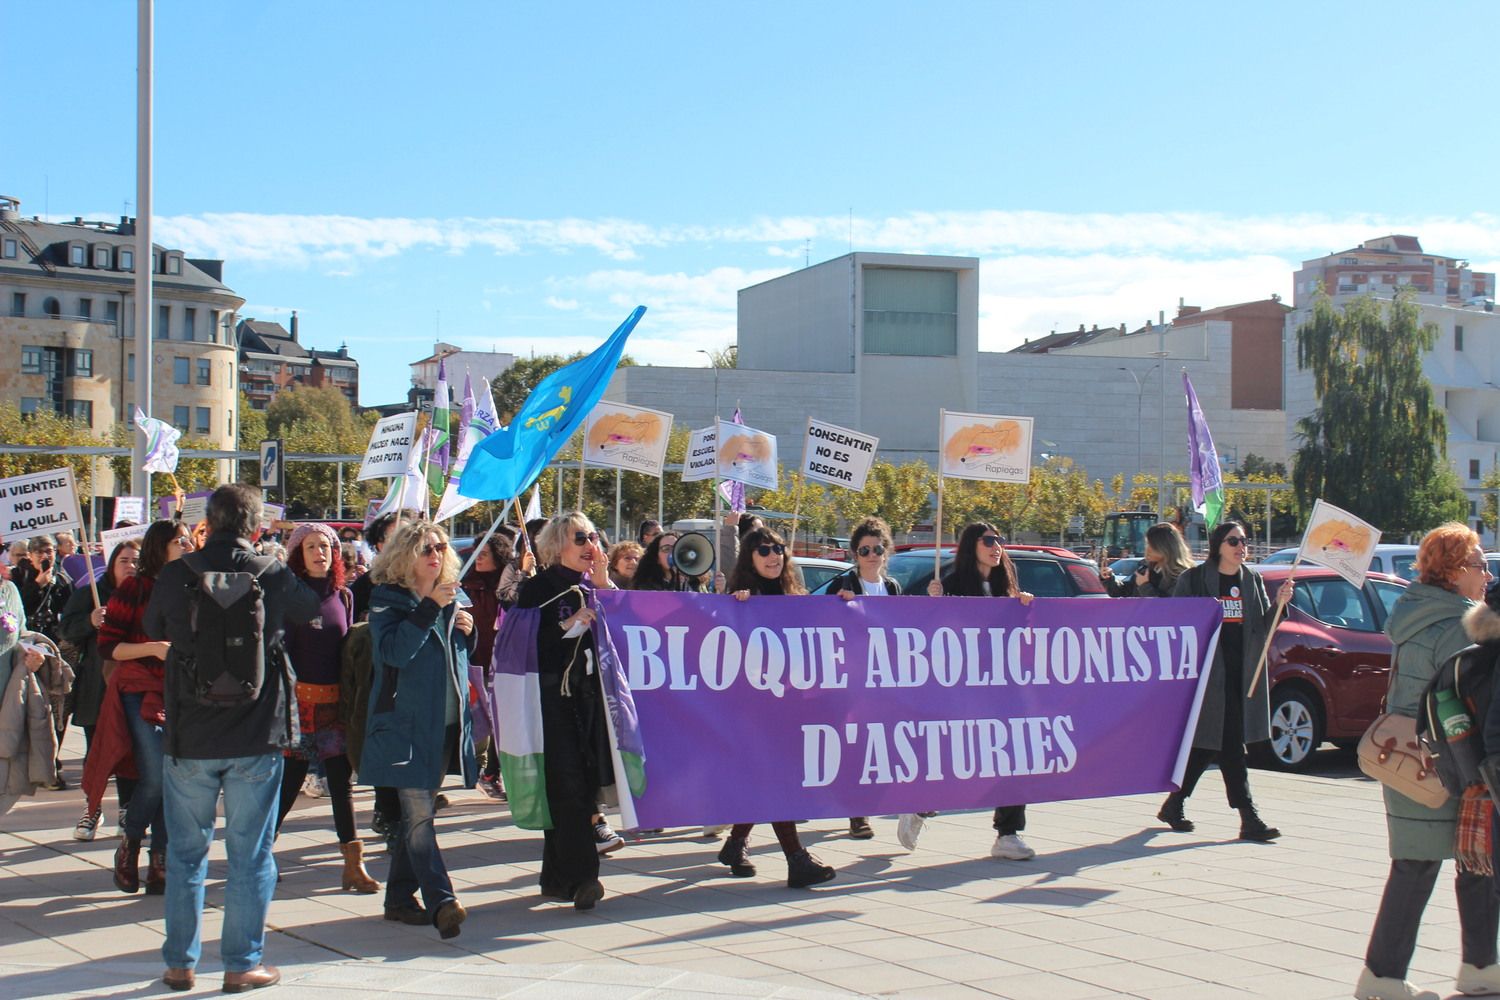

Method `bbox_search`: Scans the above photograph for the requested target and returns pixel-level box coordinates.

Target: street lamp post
[1119,364,1159,496]
[696,349,721,420]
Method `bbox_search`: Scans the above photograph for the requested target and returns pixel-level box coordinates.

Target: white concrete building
[605,252,1286,487]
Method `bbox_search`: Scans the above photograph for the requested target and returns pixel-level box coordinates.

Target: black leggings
[276,754,357,845]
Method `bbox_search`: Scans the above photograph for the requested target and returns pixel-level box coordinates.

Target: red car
[1253,565,1408,771]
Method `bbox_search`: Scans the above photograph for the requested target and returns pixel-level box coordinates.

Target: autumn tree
[1292,289,1465,535]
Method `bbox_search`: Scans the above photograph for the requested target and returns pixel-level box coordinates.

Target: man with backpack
[145,484,320,994]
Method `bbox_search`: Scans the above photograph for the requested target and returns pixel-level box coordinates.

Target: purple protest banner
[596,591,1222,829]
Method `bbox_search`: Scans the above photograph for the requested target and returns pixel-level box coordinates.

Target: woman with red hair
[273,523,378,895]
[1356,522,1499,1000]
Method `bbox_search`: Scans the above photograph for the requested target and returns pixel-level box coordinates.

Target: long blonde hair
[370,520,460,591]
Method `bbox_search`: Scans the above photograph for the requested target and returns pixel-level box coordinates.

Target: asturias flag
[1183,371,1226,530]
[458,306,645,502]
[425,359,451,497]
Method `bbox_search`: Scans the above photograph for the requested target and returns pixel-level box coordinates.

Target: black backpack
[1415,642,1498,795]
[178,551,278,707]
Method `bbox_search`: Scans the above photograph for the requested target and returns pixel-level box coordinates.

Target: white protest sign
[0,468,83,542]
[261,501,286,530]
[717,419,778,491]
[1296,499,1382,588]
[583,402,673,477]
[158,491,210,524]
[801,419,878,491]
[112,496,146,525]
[939,410,1034,483]
[357,412,418,482]
[681,425,719,483]
[100,522,149,554]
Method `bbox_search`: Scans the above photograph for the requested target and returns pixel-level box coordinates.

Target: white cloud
[544,296,580,311]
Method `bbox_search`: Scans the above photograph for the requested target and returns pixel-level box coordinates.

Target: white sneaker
[303,773,328,798]
[990,833,1036,861]
[897,813,925,851]
[1353,966,1439,1000]
[73,809,101,842]
[1457,962,1500,996]
[701,825,729,839]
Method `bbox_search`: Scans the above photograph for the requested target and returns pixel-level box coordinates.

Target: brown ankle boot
[145,848,166,895]
[339,841,380,894]
[114,837,141,894]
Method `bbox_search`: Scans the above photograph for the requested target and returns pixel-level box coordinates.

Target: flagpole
[934,409,946,583]
[614,468,622,543]
[70,474,101,611]
[577,436,586,511]
[713,417,723,591]
[789,417,810,553]
[1248,555,1300,698]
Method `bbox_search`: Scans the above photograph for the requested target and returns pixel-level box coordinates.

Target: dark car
[813,547,1110,598]
[1253,565,1408,771]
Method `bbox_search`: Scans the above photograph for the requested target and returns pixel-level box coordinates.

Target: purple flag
[717,406,746,512]
[597,590,1222,828]
[1183,372,1226,530]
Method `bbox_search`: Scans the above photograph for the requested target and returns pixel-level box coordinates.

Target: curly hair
[370,521,460,590]
[1416,521,1481,591]
[288,531,348,590]
[727,526,805,595]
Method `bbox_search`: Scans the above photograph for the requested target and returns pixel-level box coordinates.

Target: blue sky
[9,1,1500,405]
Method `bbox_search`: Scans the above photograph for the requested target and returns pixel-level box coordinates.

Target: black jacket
[145,531,320,759]
[828,568,901,596]
[20,574,71,641]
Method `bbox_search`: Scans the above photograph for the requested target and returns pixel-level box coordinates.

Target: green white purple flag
[1183,371,1225,530]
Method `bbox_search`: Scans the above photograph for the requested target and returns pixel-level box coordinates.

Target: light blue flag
[458,306,646,502]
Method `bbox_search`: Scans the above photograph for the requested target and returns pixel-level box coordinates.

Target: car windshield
[1261,550,1297,564]
[1389,555,1417,581]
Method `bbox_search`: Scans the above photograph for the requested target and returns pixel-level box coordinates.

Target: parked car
[813,547,1110,598]
[1252,565,1408,771]
[1260,544,1419,581]
[794,557,853,594]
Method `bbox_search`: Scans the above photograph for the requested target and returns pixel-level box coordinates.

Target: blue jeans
[120,692,166,849]
[161,754,282,973]
[387,788,455,918]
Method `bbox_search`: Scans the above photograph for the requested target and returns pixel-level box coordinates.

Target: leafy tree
[705,344,738,369]
[491,353,636,426]
[1293,289,1463,536]
[0,405,101,508]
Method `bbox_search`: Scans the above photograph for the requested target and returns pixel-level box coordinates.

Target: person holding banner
[273,523,380,896]
[1356,523,1500,1000]
[510,512,618,909]
[464,530,515,801]
[1165,519,1290,842]
[716,526,838,889]
[632,532,704,594]
[63,537,140,841]
[920,523,1037,860]
[830,517,902,842]
[361,520,477,939]
[1100,522,1193,598]
[92,520,192,895]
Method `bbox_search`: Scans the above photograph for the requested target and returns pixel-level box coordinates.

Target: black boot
[717,836,756,877]
[113,837,141,893]
[1238,806,1280,842]
[848,817,874,840]
[786,850,835,889]
[1156,792,1194,832]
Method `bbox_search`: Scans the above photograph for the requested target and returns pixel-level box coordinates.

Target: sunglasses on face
[755,544,786,557]
[979,536,1003,548]
[857,544,886,558]
[573,531,599,546]
[419,542,449,557]
[1224,536,1247,548]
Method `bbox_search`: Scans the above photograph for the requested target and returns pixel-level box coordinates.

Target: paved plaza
[0,733,1472,999]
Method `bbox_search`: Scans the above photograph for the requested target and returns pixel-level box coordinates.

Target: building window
[1,237,16,259]
[196,358,211,385]
[127,354,135,382]
[19,398,40,418]
[68,244,86,267]
[119,248,134,271]
[1471,459,1482,481]
[78,298,92,319]
[210,310,222,343]
[173,405,189,431]
[186,307,199,341]
[166,254,181,275]
[21,346,42,374]
[105,300,118,325]
[194,406,210,435]
[9,292,22,317]
[1456,325,1465,351]
[43,297,61,318]
[862,268,959,357]
[94,246,110,268]
[68,349,93,378]
[173,357,189,384]
[227,411,234,436]
[65,400,93,426]
[157,304,170,339]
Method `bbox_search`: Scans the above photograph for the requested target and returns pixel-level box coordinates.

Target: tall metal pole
[130,0,154,498]
[1157,311,1167,521]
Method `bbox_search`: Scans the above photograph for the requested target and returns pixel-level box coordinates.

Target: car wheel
[1261,686,1323,772]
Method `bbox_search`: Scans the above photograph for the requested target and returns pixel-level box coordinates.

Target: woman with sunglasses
[1164,519,1291,841]
[631,531,703,593]
[1100,522,1194,598]
[92,519,192,895]
[509,512,618,909]
[915,522,1037,859]
[360,521,477,939]
[715,526,837,888]
[829,517,901,841]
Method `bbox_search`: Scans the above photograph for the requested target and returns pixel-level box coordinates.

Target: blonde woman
[1101,522,1193,598]
[360,521,477,940]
